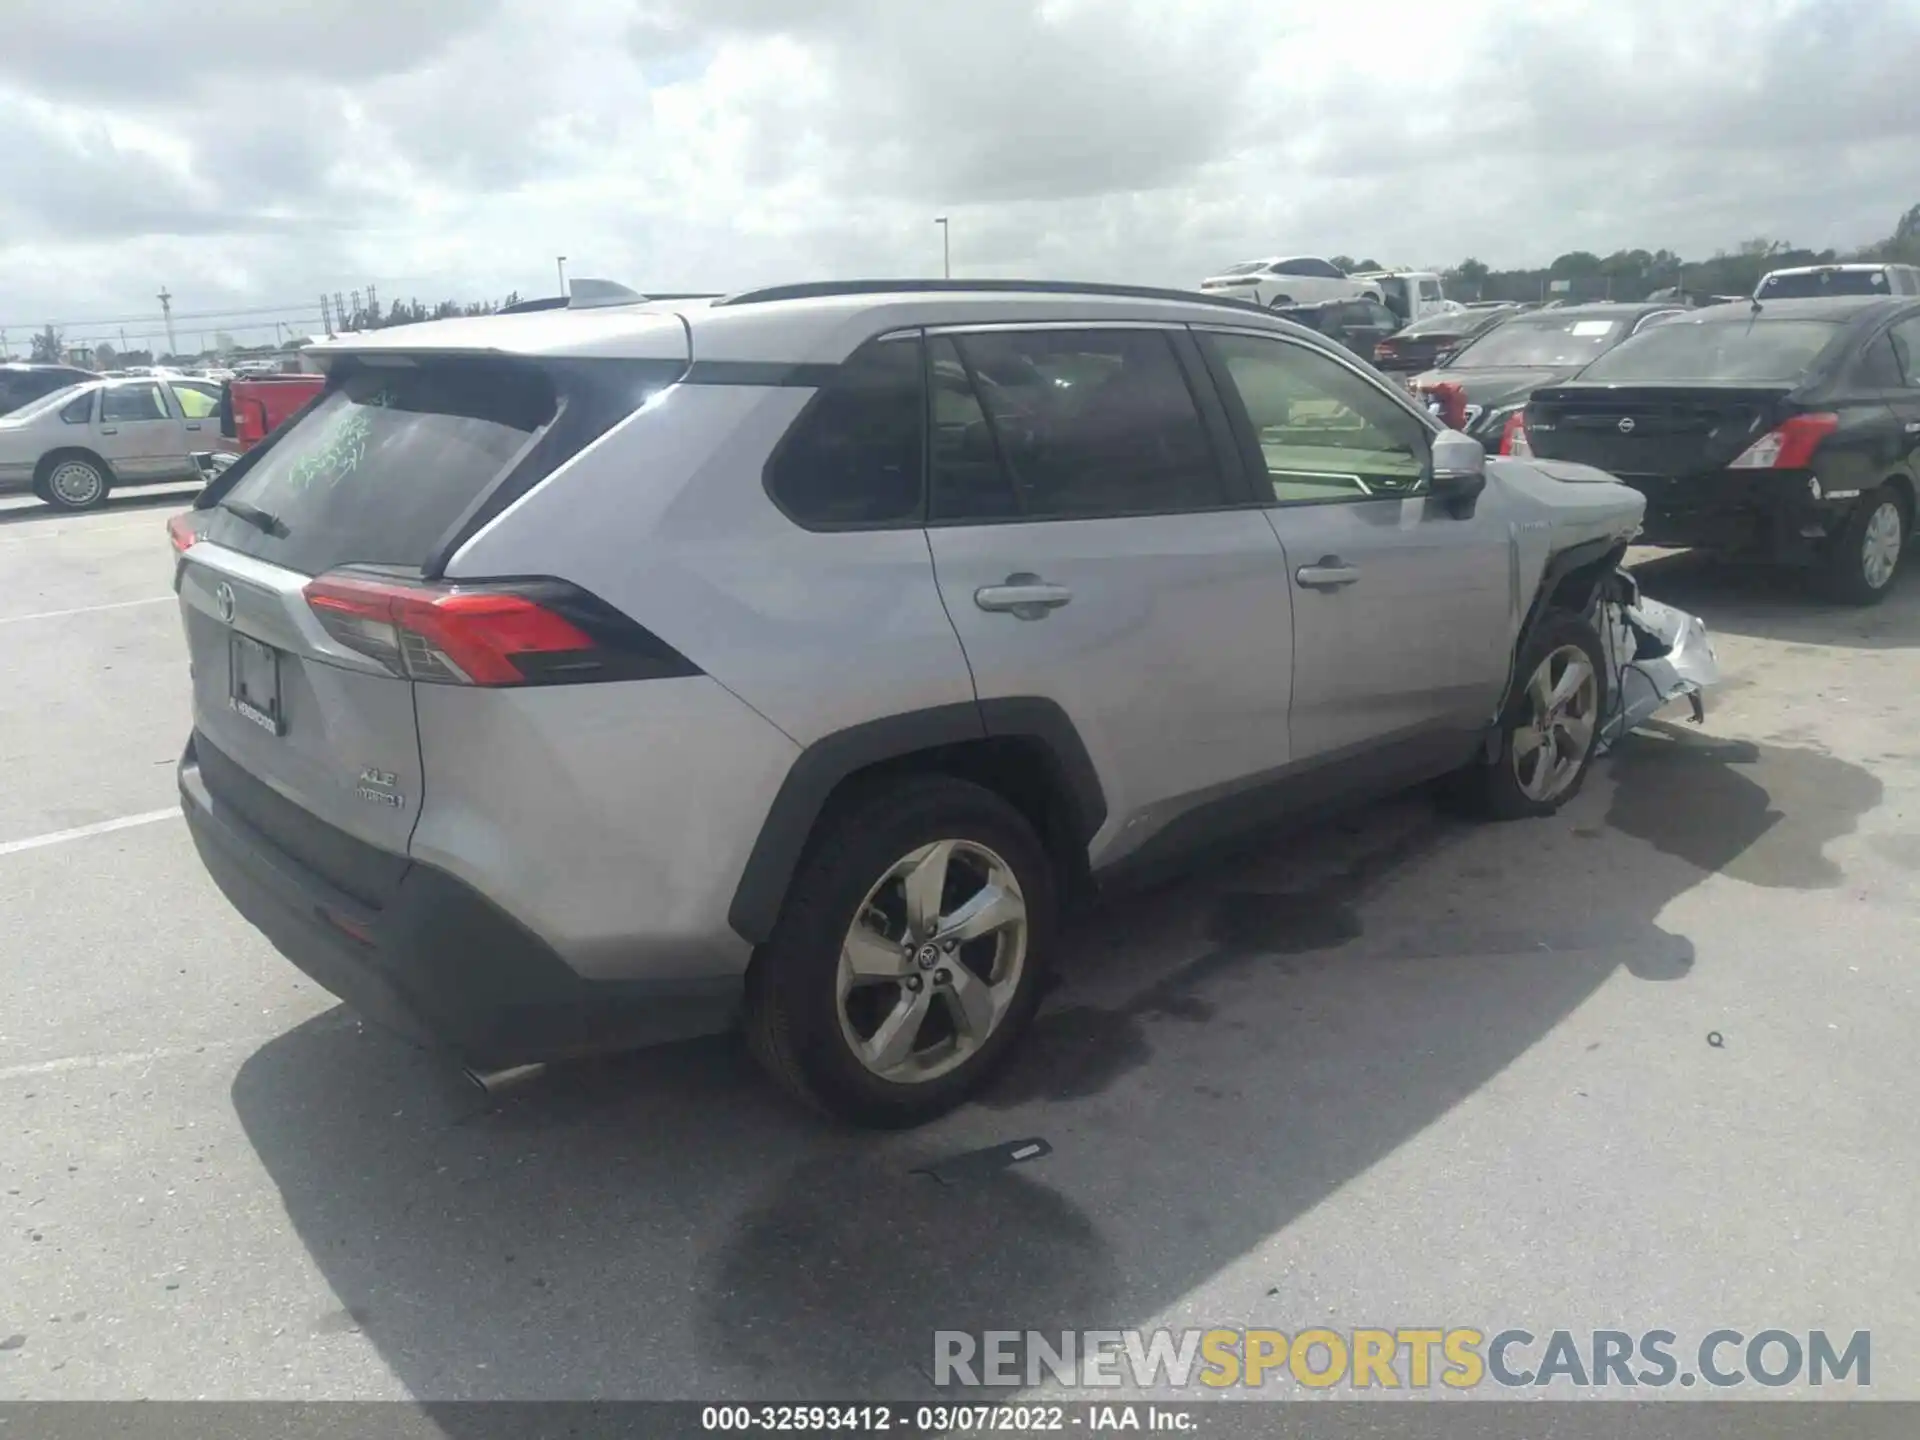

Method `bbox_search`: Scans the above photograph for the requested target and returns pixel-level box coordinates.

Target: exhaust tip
[463,1062,547,1097]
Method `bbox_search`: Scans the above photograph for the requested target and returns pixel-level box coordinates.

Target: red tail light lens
[1374,342,1397,359]
[1499,411,1532,457]
[1728,412,1838,470]
[167,513,200,553]
[302,573,697,687]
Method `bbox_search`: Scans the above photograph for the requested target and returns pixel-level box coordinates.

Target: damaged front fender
[1595,569,1720,754]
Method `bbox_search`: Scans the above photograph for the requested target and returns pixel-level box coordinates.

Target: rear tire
[37,453,111,512]
[746,775,1056,1128]
[1447,612,1608,821]
[1816,485,1906,606]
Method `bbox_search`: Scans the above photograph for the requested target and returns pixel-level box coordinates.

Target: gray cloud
[2,0,1916,337]
[0,0,504,100]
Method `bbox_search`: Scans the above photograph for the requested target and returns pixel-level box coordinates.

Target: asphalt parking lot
[1,489,1916,1405]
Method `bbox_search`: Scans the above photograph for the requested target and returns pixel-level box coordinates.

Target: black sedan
[1372,305,1521,373]
[1409,302,1691,454]
[1524,296,1920,604]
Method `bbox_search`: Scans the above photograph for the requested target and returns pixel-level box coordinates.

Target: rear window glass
[203,360,559,575]
[1448,316,1626,368]
[1578,319,1844,382]
[1756,270,1889,299]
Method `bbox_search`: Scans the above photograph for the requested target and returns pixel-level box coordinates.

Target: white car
[1198,256,1382,309]
[0,375,227,511]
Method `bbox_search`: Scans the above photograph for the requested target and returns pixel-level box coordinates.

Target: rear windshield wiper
[216,498,289,538]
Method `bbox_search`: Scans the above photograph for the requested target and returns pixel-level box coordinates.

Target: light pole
[934,217,950,279]
[556,255,569,297]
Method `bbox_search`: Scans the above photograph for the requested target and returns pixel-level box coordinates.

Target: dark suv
[0,362,95,417]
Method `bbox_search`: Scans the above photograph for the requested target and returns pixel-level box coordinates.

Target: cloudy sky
[2,0,1913,351]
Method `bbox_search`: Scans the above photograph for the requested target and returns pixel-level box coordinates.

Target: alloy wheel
[1512,644,1598,804]
[834,838,1028,1084]
[1861,500,1903,591]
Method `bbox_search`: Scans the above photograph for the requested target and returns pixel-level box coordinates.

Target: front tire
[746,776,1056,1127]
[38,454,111,512]
[1452,612,1608,820]
[1817,485,1907,605]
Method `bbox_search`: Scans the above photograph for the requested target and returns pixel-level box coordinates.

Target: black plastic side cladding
[726,698,1107,946]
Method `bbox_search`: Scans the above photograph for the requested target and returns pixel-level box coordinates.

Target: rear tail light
[167,513,200,553]
[1499,411,1532,456]
[1374,342,1397,360]
[301,572,698,687]
[1728,412,1838,470]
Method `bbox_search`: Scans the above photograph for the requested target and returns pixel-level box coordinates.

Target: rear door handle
[975,574,1073,619]
[1295,558,1360,590]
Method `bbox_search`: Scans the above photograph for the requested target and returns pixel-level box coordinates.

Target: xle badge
[355,768,406,809]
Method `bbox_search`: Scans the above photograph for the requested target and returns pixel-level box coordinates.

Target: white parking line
[0,808,180,859]
[0,595,172,625]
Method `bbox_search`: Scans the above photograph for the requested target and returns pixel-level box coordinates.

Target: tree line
[1420,201,1920,305]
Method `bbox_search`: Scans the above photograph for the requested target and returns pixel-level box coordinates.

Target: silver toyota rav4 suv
[172,279,1646,1126]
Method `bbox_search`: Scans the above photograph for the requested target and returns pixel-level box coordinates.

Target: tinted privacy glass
[1203,333,1430,503]
[931,328,1224,522]
[929,336,1019,521]
[203,359,560,574]
[766,337,923,526]
[101,383,167,422]
[1579,319,1843,382]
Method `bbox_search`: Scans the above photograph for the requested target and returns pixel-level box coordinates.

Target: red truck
[218,372,326,452]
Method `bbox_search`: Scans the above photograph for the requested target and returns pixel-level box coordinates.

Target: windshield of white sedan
[1448,317,1627,367]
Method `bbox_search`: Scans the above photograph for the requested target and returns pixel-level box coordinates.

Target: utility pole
[320,294,334,337]
[119,327,129,356]
[556,256,568,296]
[934,217,951,279]
[366,283,379,325]
[333,293,347,332]
[350,290,363,328]
[157,287,177,357]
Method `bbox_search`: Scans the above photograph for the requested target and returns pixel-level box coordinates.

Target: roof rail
[712,278,1270,314]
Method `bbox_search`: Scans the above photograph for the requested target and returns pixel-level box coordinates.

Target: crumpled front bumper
[1595,568,1720,754]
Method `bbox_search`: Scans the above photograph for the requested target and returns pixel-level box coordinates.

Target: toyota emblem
[1617,417,1637,434]
[215,581,236,624]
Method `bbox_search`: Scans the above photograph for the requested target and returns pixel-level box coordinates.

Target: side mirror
[1428,428,1487,507]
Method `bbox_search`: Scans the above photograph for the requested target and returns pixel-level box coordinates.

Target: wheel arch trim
[726,697,1106,946]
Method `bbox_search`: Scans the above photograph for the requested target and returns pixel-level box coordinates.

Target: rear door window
[764,336,924,527]
[1888,316,1920,387]
[201,359,563,574]
[930,328,1226,522]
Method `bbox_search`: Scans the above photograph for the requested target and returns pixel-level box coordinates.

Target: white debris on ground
[1595,569,1722,754]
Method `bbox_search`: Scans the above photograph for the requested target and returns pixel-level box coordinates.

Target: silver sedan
[0,375,226,510]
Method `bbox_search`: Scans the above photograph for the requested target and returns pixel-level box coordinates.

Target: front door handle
[975,573,1073,619]
[99,427,119,435]
[1295,557,1360,590]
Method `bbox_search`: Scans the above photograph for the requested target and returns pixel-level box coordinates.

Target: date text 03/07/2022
[699,1403,1197,1433]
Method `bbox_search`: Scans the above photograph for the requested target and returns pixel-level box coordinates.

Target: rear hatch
[177,345,686,898]
[1525,384,1792,479]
